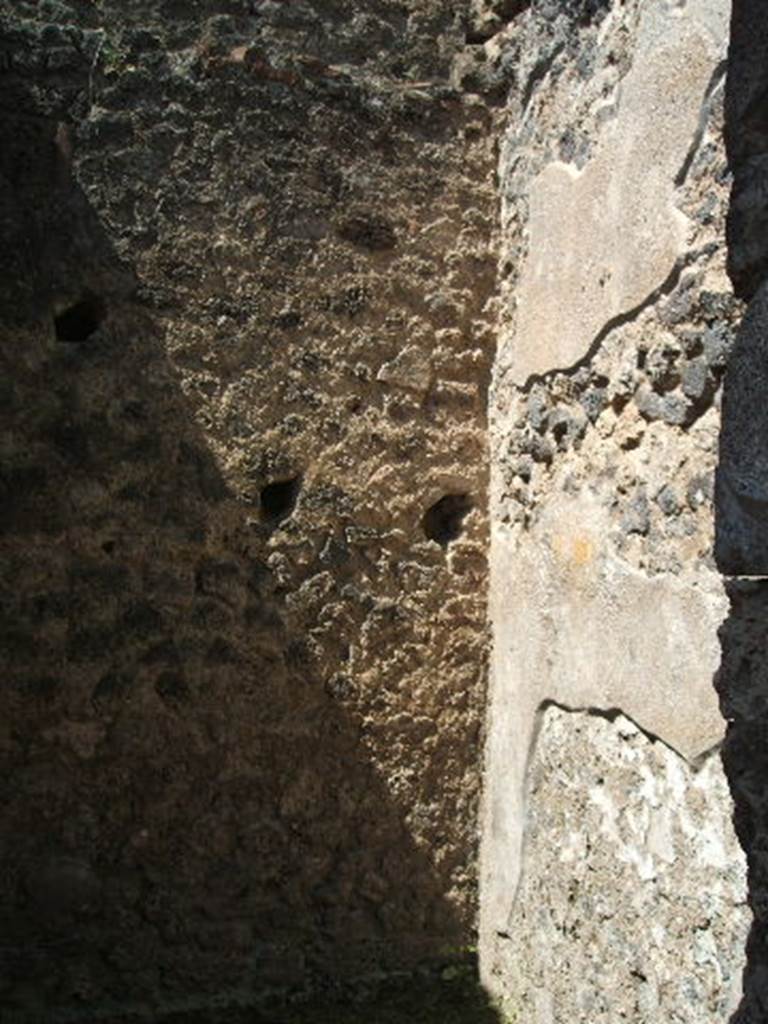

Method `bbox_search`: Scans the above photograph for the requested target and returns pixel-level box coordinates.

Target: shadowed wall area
[716,1,768,1021]
[0,3,498,1020]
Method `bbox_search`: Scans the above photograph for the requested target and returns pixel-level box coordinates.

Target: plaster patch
[509,0,728,384]
[488,707,747,1023]
[481,489,728,944]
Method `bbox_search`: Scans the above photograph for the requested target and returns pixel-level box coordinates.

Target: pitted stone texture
[0,2,495,1018]
[494,269,739,578]
[488,707,748,1024]
[508,0,728,383]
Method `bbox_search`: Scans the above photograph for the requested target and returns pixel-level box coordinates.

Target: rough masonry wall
[481,1,749,1019]
[0,2,497,1019]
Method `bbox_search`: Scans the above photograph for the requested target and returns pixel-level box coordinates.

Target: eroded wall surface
[0,2,498,1018]
[482,0,749,1018]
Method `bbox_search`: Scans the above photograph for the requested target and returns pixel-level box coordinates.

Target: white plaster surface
[481,491,728,938]
[508,0,728,384]
[488,707,747,1023]
[481,0,737,1010]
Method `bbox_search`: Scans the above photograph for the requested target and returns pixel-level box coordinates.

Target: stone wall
[5,0,768,1021]
[481,1,751,1020]
[0,2,497,1018]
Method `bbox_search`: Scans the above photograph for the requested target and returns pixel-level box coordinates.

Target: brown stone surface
[0,2,497,1018]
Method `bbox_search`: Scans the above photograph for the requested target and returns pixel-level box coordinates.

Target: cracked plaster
[507,0,729,385]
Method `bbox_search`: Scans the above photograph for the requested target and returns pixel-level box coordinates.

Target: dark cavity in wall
[422,493,473,546]
[260,475,302,523]
[54,295,105,342]
[336,213,397,251]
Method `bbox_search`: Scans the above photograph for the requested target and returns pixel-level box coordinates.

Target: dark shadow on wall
[717,584,768,1024]
[0,103,499,1024]
[715,2,768,1021]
